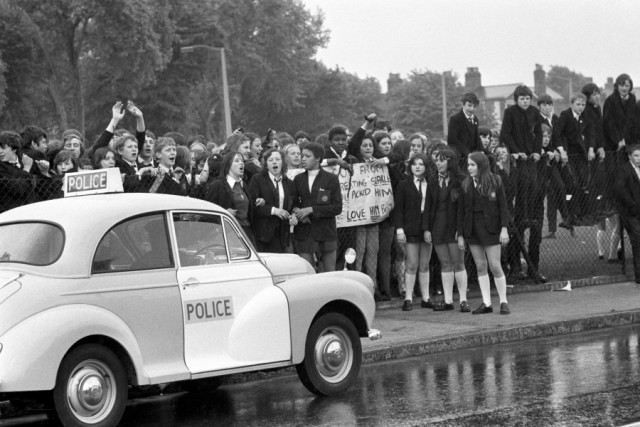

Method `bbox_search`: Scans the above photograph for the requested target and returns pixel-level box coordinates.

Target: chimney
[387,73,402,92]
[534,64,546,96]
[465,67,481,91]
[604,77,614,93]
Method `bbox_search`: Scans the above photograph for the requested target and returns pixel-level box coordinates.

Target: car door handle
[182,278,201,287]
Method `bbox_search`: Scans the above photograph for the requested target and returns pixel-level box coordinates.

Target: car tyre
[53,344,128,427]
[296,312,362,396]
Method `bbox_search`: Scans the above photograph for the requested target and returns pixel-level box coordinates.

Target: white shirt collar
[307,168,320,177]
[227,174,242,187]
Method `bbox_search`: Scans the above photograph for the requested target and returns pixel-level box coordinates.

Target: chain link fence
[0,150,630,299]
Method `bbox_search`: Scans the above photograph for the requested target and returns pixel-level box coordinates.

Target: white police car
[0,185,379,426]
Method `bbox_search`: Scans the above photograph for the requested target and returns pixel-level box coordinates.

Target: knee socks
[495,275,508,304]
[454,270,468,302]
[418,271,431,302]
[478,274,492,306]
[404,272,416,302]
[442,271,454,304]
[596,229,605,257]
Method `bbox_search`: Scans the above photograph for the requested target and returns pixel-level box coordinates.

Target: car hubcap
[67,360,116,423]
[314,327,353,383]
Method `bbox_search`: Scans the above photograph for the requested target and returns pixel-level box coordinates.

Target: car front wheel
[296,312,362,396]
[53,344,128,427]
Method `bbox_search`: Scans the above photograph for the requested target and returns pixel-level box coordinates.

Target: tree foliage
[547,65,590,102]
[385,70,464,137]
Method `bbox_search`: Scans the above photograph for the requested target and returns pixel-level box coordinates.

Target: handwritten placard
[323,164,394,228]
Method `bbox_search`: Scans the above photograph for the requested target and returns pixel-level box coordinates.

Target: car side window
[223,218,251,261]
[92,213,173,273]
[173,213,228,266]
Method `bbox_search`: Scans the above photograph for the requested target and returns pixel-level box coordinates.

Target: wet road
[8,324,640,426]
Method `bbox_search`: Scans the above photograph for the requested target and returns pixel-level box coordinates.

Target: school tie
[274,176,282,208]
[438,174,446,188]
[416,178,424,212]
[467,116,474,124]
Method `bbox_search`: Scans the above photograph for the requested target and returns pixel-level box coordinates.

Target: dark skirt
[432,209,456,245]
[406,234,424,244]
[468,211,499,246]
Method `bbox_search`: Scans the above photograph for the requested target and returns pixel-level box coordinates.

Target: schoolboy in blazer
[603,74,636,152]
[553,93,594,189]
[447,92,482,159]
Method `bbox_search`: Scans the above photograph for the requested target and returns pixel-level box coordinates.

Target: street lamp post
[441,72,448,138]
[180,44,233,139]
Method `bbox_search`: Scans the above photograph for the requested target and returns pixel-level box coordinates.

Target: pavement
[362,276,640,364]
[2,276,640,424]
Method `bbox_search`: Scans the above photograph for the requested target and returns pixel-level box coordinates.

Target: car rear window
[0,222,64,265]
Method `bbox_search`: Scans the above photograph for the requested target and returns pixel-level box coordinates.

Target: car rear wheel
[53,344,128,427]
[296,312,362,396]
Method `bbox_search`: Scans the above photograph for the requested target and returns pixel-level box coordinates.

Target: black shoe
[432,302,445,311]
[500,302,511,315]
[607,258,621,264]
[599,255,604,260]
[528,271,547,284]
[421,298,434,308]
[460,301,470,312]
[443,303,454,311]
[402,300,412,311]
[472,303,493,314]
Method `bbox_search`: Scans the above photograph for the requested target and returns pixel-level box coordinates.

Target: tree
[0,0,175,139]
[385,70,464,137]
[547,65,590,102]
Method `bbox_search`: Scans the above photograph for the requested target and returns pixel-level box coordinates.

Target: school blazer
[500,104,543,156]
[248,172,294,245]
[584,103,604,149]
[457,176,509,238]
[603,92,636,151]
[393,178,430,237]
[424,175,462,234]
[206,178,254,221]
[292,169,342,242]
[447,110,481,158]
[614,161,640,218]
[553,108,594,159]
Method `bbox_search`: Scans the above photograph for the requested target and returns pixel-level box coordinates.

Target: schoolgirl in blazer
[394,153,434,311]
[248,149,295,252]
[457,151,511,315]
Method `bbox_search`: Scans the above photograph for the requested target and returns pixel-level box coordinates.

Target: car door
[171,211,291,375]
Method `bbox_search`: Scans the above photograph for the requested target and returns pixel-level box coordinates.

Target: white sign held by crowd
[325,163,394,228]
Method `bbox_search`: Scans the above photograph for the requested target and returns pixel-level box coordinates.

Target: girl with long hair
[425,147,469,311]
[458,151,510,314]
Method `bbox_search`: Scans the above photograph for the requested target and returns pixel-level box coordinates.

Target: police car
[0,170,380,427]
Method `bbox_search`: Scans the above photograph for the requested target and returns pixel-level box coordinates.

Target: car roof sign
[64,168,124,197]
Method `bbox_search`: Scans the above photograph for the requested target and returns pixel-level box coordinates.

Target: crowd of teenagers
[2,74,640,316]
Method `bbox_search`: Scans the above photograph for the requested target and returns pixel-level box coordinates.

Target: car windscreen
[0,222,64,265]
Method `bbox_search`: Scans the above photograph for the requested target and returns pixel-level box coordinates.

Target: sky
[300,0,640,93]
